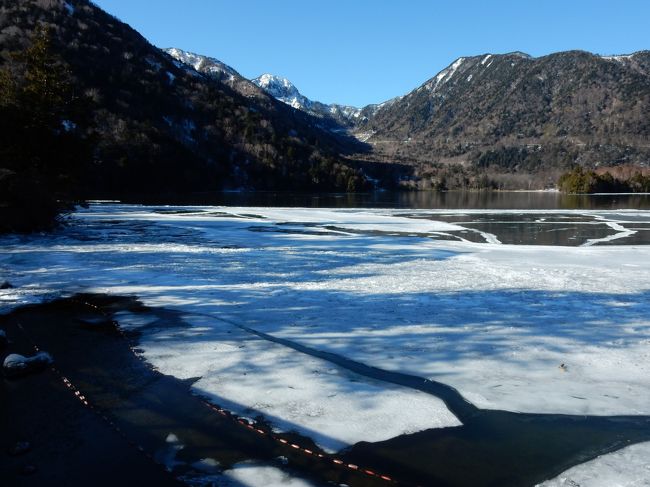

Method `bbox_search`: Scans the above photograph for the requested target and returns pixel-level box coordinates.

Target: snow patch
[426,57,465,91]
[222,462,316,487]
[191,457,220,474]
[61,120,76,132]
[164,48,241,81]
[155,433,185,472]
[601,54,635,62]
[2,205,650,478]
[537,441,650,487]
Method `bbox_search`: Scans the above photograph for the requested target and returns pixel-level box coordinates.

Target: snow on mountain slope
[165,48,240,82]
[165,48,366,129]
[252,73,365,128]
[252,73,306,110]
[163,48,264,98]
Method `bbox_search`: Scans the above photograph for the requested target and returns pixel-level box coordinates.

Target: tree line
[0,26,90,232]
[558,166,650,193]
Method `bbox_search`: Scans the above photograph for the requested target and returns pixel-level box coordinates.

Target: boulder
[2,352,52,378]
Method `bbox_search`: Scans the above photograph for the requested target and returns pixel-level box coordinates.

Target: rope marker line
[70,299,399,484]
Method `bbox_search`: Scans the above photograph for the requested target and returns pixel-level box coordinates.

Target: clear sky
[93,0,650,107]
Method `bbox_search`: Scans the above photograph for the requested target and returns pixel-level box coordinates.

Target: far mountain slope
[251,73,364,130]
[163,47,263,98]
[167,48,370,132]
[168,46,650,189]
[356,51,650,187]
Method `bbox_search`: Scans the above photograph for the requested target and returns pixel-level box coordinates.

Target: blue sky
[94,0,650,107]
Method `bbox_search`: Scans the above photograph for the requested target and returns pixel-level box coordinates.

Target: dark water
[226,318,650,487]
[129,190,650,246]
[4,297,650,487]
[0,298,372,487]
[121,190,650,210]
[403,212,649,246]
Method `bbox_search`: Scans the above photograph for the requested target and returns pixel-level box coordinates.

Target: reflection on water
[114,191,650,247]
[233,208,650,246]
[423,213,640,246]
[237,316,650,487]
[126,190,650,210]
[135,191,650,245]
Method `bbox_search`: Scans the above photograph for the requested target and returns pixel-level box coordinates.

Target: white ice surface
[221,462,316,487]
[139,313,459,452]
[1,204,650,479]
[537,441,650,487]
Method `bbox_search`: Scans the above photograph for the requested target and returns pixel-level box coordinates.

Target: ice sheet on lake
[1,204,650,476]
[537,440,650,487]
[139,314,460,452]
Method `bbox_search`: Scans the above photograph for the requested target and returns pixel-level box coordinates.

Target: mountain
[356,51,650,188]
[2,1,648,195]
[165,48,366,131]
[162,48,263,99]
[0,0,370,197]
[251,74,309,110]
[168,46,650,189]
[248,73,400,132]
[251,73,364,130]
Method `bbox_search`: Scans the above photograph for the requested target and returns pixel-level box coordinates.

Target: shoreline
[3,295,650,487]
[0,298,183,487]
[0,296,382,487]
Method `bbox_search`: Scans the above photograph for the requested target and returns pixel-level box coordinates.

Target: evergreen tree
[0,25,89,232]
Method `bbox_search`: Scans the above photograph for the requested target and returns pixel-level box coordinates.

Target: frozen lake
[1,199,650,486]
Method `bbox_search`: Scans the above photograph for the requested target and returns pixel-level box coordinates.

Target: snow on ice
[220,462,316,487]
[1,204,650,482]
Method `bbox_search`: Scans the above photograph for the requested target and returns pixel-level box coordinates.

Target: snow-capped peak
[164,48,240,82]
[252,74,368,127]
[252,74,306,110]
[254,74,297,93]
[165,47,363,127]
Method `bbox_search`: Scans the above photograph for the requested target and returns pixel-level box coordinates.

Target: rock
[0,329,7,348]
[2,352,53,378]
[76,315,114,328]
[0,281,13,289]
[8,441,31,456]
[21,465,38,476]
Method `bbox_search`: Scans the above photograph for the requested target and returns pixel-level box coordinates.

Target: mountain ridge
[2,0,649,194]
[0,0,371,196]
[168,47,650,117]
[167,45,650,188]
[165,48,367,131]
[354,49,650,188]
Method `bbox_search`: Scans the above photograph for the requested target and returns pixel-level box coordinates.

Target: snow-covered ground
[537,442,650,487]
[221,463,316,487]
[1,204,650,485]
